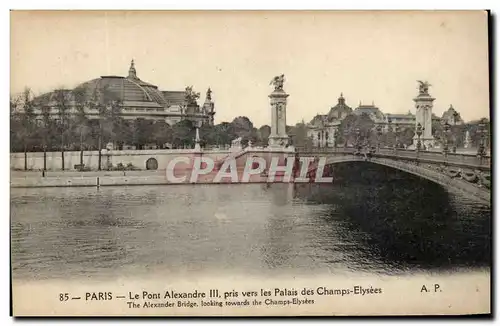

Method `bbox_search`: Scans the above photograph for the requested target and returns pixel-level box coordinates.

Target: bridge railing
[295,146,491,170]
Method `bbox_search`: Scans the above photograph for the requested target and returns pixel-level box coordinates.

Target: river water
[10,162,491,281]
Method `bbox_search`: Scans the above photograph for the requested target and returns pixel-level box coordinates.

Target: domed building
[31,60,216,126]
[441,104,464,125]
[326,93,353,121]
[306,93,352,147]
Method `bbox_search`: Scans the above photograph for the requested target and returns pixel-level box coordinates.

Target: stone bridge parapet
[297,148,491,206]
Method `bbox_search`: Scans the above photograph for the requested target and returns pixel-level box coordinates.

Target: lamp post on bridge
[451,114,458,153]
[443,121,451,155]
[394,124,400,151]
[376,124,383,152]
[343,129,349,149]
[416,123,423,152]
[477,118,488,161]
[387,118,393,149]
[333,128,339,152]
[355,128,362,154]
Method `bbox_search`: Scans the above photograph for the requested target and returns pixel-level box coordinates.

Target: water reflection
[293,162,491,273]
[10,162,491,281]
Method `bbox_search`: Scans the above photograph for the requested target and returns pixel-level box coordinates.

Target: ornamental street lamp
[443,121,451,154]
[355,128,362,153]
[477,118,488,158]
[333,128,339,152]
[376,124,383,152]
[343,129,349,148]
[394,124,400,150]
[387,118,393,147]
[194,120,202,151]
[416,123,423,152]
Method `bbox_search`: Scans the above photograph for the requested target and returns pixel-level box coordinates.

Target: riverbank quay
[9,169,289,188]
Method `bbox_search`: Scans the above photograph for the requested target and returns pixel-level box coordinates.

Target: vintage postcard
[9,10,491,316]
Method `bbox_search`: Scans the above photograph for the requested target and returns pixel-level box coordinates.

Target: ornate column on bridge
[413,80,435,148]
[268,74,289,148]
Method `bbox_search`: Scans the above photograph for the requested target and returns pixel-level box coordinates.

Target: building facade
[307,87,462,148]
[441,104,464,126]
[306,93,352,147]
[23,60,216,126]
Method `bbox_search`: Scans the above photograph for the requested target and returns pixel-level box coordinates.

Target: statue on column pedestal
[270,74,285,91]
[417,80,431,95]
[268,74,289,148]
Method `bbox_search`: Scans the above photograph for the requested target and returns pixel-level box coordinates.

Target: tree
[467,118,491,149]
[40,107,58,169]
[172,120,195,148]
[71,87,88,166]
[231,116,255,145]
[17,88,37,170]
[288,122,308,148]
[354,113,376,145]
[398,126,415,147]
[120,120,136,149]
[199,123,216,147]
[432,120,444,147]
[212,122,236,147]
[449,124,467,149]
[53,89,72,170]
[337,113,375,146]
[108,97,126,148]
[256,125,271,146]
[10,94,22,153]
[151,121,172,148]
[86,85,124,169]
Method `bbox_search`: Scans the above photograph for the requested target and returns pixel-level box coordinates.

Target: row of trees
[334,113,424,148]
[9,94,271,153]
[11,86,125,170]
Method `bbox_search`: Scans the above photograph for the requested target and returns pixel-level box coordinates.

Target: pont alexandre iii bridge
[293,146,491,205]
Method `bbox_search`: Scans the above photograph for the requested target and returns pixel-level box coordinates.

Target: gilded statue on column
[270,74,285,91]
[417,80,431,95]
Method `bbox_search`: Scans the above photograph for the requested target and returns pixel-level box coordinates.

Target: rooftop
[33,60,194,108]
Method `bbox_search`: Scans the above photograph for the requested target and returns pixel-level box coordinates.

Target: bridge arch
[304,155,490,205]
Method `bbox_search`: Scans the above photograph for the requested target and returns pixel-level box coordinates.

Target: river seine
[10,162,491,281]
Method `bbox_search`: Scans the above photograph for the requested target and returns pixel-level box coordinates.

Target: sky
[10,10,490,127]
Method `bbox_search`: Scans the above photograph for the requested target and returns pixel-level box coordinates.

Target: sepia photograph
[9,10,491,316]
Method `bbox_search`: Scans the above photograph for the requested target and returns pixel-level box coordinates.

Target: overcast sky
[10,10,490,127]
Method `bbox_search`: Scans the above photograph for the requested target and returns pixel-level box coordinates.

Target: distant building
[385,112,416,127]
[306,92,461,148]
[441,104,464,125]
[353,102,385,122]
[21,60,216,126]
[306,93,352,147]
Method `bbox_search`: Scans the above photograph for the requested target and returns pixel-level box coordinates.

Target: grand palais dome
[32,60,215,126]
